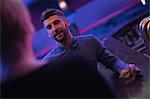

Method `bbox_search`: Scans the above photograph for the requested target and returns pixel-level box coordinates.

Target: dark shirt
[43,34,128,72]
[1,56,114,98]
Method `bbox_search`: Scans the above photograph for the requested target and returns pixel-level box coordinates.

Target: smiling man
[41,9,73,48]
[40,8,141,79]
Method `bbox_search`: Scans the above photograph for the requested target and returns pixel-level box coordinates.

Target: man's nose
[51,24,55,30]
[51,26,58,35]
[51,24,58,31]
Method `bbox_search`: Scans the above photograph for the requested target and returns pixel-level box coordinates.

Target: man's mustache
[54,29,63,37]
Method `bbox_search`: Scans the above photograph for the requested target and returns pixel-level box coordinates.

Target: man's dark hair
[40,8,65,23]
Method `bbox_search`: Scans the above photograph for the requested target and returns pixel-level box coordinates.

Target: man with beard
[40,8,141,80]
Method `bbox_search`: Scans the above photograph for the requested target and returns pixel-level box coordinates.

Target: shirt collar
[69,36,78,48]
[57,36,78,49]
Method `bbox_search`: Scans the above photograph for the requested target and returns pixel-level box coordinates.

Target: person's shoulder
[76,34,104,48]
[76,34,96,39]
[47,55,94,69]
[75,34,97,41]
[42,46,58,60]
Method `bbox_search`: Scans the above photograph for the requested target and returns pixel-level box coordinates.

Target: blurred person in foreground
[1,0,114,98]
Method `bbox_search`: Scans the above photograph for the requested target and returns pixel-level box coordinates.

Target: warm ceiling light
[59,0,67,9]
[141,0,146,5]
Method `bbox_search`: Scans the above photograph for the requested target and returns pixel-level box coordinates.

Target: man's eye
[47,25,52,29]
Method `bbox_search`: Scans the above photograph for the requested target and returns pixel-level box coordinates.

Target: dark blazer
[1,56,115,98]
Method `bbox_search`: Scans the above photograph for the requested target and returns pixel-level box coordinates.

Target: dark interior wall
[26,0,142,31]
[25,0,91,31]
[27,0,60,30]
[74,0,140,30]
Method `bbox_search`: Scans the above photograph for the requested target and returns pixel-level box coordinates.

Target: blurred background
[22,0,149,59]
[1,0,149,98]
[21,0,149,60]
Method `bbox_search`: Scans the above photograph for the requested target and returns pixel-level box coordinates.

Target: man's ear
[65,18,70,27]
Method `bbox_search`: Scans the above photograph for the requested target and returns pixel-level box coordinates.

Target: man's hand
[119,64,141,79]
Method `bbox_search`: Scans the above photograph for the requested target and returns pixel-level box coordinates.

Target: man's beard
[53,28,67,42]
